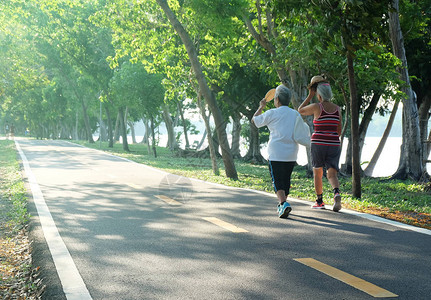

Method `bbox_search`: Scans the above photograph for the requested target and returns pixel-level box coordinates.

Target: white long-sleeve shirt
[253,106,299,162]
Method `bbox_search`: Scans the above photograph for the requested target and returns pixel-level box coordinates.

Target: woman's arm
[337,107,342,135]
[298,88,316,116]
[252,99,267,125]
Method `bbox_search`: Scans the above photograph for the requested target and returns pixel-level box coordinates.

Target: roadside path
[16,138,431,299]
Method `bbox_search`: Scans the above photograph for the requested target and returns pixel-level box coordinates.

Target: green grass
[0,140,40,300]
[75,141,430,215]
[0,140,29,231]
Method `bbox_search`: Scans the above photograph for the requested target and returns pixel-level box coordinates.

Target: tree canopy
[1,0,429,187]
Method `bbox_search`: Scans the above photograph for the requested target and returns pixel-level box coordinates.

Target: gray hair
[275,84,291,106]
[316,83,333,101]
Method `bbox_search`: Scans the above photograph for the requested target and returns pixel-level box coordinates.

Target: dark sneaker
[333,193,342,212]
[311,201,325,209]
[277,202,292,218]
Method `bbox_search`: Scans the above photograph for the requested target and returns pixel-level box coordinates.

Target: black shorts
[268,161,295,195]
[311,144,341,171]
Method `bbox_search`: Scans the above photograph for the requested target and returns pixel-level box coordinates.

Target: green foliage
[0,0,429,187]
[109,60,165,119]
[401,0,431,105]
[0,0,117,138]
[354,49,404,113]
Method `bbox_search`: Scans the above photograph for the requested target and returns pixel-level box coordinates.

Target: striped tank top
[311,103,340,146]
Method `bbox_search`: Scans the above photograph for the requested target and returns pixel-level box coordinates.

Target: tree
[340,49,402,176]
[401,0,431,176]
[0,7,53,137]
[306,0,394,197]
[94,0,232,176]
[214,63,275,163]
[241,3,303,109]
[155,0,238,180]
[389,0,423,180]
[364,99,401,176]
[15,0,118,143]
[109,61,165,154]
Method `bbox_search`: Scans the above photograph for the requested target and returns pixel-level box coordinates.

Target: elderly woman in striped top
[298,77,342,212]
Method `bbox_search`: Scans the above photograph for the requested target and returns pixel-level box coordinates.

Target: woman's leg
[276,189,286,204]
[269,161,294,218]
[327,167,342,211]
[312,167,325,208]
[282,162,295,201]
[313,167,324,195]
[269,161,295,203]
[326,168,339,190]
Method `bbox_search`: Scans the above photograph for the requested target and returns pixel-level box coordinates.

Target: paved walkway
[14,138,431,299]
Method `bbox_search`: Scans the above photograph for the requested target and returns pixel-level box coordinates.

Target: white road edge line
[15,140,92,300]
[68,141,431,236]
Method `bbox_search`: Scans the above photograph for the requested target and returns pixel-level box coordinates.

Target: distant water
[293,137,430,177]
[115,135,430,178]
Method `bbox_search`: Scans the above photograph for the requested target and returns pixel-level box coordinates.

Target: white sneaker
[333,193,342,212]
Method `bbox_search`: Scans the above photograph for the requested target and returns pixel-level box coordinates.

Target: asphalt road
[15,138,431,300]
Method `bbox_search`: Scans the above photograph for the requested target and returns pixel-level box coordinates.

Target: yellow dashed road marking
[127,183,141,189]
[202,217,248,233]
[294,258,398,298]
[156,195,182,205]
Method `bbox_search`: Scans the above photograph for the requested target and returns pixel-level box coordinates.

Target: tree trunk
[177,101,190,149]
[198,93,219,175]
[105,105,114,148]
[243,119,266,164]
[389,0,423,180]
[99,118,108,142]
[114,111,120,142]
[346,50,361,198]
[59,121,68,139]
[288,69,310,108]
[162,103,178,151]
[364,99,400,176]
[211,128,221,156]
[157,0,237,179]
[129,121,137,144]
[358,94,380,158]
[231,113,242,158]
[118,107,130,152]
[124,106,129,133]
[342,136,353,175]
[73,110,79,140]
[418,94,431,173]
[196,129,207,150]
[150,115,157,158]
[80,98,94,144]
[98,101,106,142]
[141,117,151,154]
[342,93,380,175]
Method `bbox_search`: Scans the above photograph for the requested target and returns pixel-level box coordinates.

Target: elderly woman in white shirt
[252,85,299,218]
